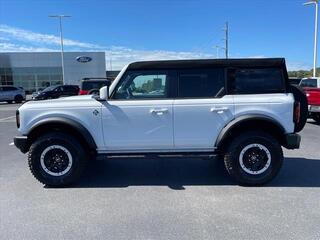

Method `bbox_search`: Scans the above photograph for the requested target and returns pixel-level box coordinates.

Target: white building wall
[0,52,106,86]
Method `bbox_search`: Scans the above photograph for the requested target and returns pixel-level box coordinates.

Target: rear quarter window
[229,68,285,94]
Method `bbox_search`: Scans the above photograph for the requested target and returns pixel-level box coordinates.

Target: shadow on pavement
[71,157,320,189]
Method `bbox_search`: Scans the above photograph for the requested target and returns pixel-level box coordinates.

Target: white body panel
[173,95,234,149]
[18,95,105,149]
[233,93,295,133]
[100,100,174,151]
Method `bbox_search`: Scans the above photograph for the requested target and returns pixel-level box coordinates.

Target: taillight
[294,101,300,124]
[79,90,88,95]
[16,110,20,128]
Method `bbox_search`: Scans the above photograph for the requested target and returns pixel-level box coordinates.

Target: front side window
[178,68,225,98]
[113,71,170,99]
[231,68,285,94]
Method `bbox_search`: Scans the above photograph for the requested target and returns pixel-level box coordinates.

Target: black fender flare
[28,117,97,150]
[214,114,286,149]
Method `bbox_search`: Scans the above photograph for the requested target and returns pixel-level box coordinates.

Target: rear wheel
[224,131,283,186]
[14,94,23,103]
[28,132,87,186]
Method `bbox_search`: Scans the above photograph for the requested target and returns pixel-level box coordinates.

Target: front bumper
[283,133,301,149]
[14,136,29,153]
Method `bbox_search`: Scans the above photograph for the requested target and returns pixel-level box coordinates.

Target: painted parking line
[0,116,16,121]
[9,142,14,146]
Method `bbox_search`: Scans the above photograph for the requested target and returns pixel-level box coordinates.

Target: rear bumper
[14,136,29,153]
[283,133,301,149]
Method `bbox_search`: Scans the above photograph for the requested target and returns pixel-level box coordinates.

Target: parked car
[32,85,79,100]
[79,78,109,95]
[14,58,307,187]
[0,85,25,103]
[299,77,320,123]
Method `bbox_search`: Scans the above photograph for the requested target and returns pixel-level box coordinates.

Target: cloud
[106,46,214,69]
[0,24,216,69]
[0,42,55,52]
[0,24,310,70]
[0,24,104,49]
[286,61,312,71]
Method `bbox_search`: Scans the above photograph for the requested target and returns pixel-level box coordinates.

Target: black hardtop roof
[127,58,287,70]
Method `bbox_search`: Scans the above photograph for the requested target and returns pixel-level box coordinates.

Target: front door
[101,70,175,152]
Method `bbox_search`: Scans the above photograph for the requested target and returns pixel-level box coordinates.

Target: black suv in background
[32,85,79,100]
[79,78,109,95]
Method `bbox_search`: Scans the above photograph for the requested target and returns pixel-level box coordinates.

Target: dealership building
[0,52,106,93]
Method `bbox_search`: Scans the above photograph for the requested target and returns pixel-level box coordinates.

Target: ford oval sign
[76,56,92,63]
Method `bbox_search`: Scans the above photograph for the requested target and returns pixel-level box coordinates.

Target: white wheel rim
[40,145,73,176]
[239,143,271,175]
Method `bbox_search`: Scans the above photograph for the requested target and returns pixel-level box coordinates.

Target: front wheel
[224,131,283,186]
[28,132,87,186]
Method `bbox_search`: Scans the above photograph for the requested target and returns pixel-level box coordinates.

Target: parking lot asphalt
[1,103,320,240]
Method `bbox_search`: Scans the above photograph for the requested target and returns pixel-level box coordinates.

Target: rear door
[173,68,234,150]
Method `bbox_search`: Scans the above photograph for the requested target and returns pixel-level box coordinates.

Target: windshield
[300,78,317,88]
[42,85,58,92]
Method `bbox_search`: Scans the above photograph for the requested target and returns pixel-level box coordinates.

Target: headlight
[16,110,20,128]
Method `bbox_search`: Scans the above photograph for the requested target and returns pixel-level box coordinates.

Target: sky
[0,0,318,70]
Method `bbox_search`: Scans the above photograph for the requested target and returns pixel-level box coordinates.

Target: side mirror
[99,80,112,100]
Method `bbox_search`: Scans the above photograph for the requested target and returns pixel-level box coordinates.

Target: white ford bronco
[14,58,307,186]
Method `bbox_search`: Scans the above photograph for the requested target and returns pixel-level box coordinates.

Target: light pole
[222,22,229,59]
[214,45,220,58]
[304,0,318,77]
[49,15,71,85]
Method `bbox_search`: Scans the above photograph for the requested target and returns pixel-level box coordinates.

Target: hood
[20,95,101,111]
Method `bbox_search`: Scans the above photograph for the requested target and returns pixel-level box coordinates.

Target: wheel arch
[215,114,286,153]
[27,117,97,154]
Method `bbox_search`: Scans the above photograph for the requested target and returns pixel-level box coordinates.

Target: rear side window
[178,68,225,98]
[230,68,285,94]
[299,78,317,88]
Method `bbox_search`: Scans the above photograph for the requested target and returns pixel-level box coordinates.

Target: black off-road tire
[289,84,308,132]
[14,94,23,103]
[224,131,283,186]
[28,132,87,186]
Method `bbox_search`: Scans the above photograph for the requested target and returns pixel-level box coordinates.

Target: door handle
[150,108,168,115]
[210,107,228,113]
